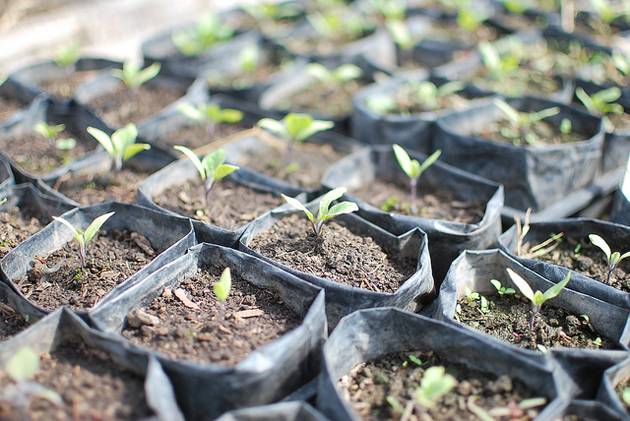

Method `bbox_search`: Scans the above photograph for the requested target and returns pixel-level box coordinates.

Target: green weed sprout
[174,147,239,208]
[415,366,457,408]
[490,279,516,296]
[213,267,232,301]
[112,61,161,89]
[172,14,234,56]
[282,187,358,237]
[177,102,243,135]
[367,0,406,22]
[53,212,115,267]
[575,86,624,132]
[54,43,80,69]
[507,268,571,349]
[392,145,441,214]
[87,124,150,171]
[589,234,630,284]
[494,99,560,146]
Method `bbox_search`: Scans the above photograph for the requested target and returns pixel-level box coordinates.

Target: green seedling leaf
[393,144,419,178]
[506,268,534,301]
[386,396,404,413]
[386,19,415,50]
[239,45,260,73]
[213,267,232,301]
[495,99,520,125]
[87,124,148,171]
[83,212,115,243]
[623,387,630,406]
[541,272,571,301]
[53,212,115,267]
[282,194,315,224]
[34,122,65,139]
[319,187,346,220]
[560,118,572,134]
[54,43,80,68]
[258,113,333,144]
[6,347,39,382]
[174,145,205,180]
[415,366,457,408]
[589,233,611,260]
[113,61,161,89]
[408,355,424,366]
[55,138,76,151]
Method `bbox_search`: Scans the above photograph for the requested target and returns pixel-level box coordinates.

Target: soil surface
[241,140,345,189]
[527,235,630,292]
[0,96,23,122]
[122,265,301,365]
[352,179,485,224]
[470,69,560,98]
[53,168,150,205]
[0,129,96,177]
[249,214,417,292]
[457,291,611,350]
[86,82,183,126]
[0,301,29,340]
[368,86,470,116]
[473,116,584,146]
[206,61,280,90]
[425,21,499,45]
[276,79,364,116]
[610,113,630,132]
[0,205,45,259]
[38,70,98,98]
[0,341,151,420]
[340,351,545,421]
[15,230,155,311]
[155,178,282,230]
[285,30,370,56]
[156,121,245,150]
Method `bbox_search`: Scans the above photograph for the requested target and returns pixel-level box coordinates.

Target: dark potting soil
[456,292,611,350]
[339,351,546,421]
[372,88,470,116]
[54,168,150,205]
[206,62,281,90]
[0,96,22,122]
[122,265,301,366]
[0,205,45,259]
[472,117,584,146]
[276,80,364,116]
[249,214,417,292]
[469,69,560,98]
[527,235,630,293]
[155,178,282,230]
[352,179,485,224]
[615,377,630,412]
[156,121,245,150]
[38,70,98,98]
[15,229,155,311]
[0,301,29,341]
[242,140,345,189]
[86,82,183,126]
[0,341,151,420]
[0,130,96,177]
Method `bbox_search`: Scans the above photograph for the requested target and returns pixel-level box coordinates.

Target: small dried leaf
[174,288,200,310]
[234,309,264,319]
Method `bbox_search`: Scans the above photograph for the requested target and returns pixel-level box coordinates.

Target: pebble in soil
[351,179,485,224]
[155,178,282,230]
[0,341,152,420]
[525,235,630,293]
[249,214,418,292]
[53,168,150,205]
[122,265,301,365]
[0,204,45,259]
[15,230,155,311]
[37,70,99,98]
[276,79,365,116]
[339,351,547,421]
[456,291,611,350]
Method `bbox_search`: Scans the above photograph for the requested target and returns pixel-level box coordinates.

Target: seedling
[53,212,115,267]
[464,289,481,304]
[172,14,234,56]
[455,0,489,32]
[87,124,150,171]
[307,10,367,42]
[575,87,624,131]
[282,187,358,237]
[560,118,572,134]
[414,366,457,408]
[386,19,416,54]
[34,122,65,141]
[392,144,441,214]
[307,63,363,86]
[479,42,522,82]
[589,0,626,24]
[0,198,6,206]
[54,43,80,69]
[174,146,239,208]
[367,0,406,22]
[112,61,161,90]
[490,279,516,296]
[507,268,571,349]
[177,102,243,135]
[494,99,561,146]
[370,80,465,115]
[213,267,232,301]
[588,233,630,284]
[238,45,261,74]
[623,387,630,406]
[501,0,532,14]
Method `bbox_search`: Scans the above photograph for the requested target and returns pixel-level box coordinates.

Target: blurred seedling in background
[455,0,489,32]
[54,43,80,71]
[494,99,561,146]
[112,61,161,90]
[588,233,630,284]
[87,124,150,171]
[307,9,368,42]
[282,187,358,237]
[178,102,243,136]
[575,86,624,132]
[415,366,457,408]
[306,63,363,95]
[479,42,523,82]
[34,122,77,157]
[172,14,234,56]
[490,279,516,296]
[392,144,441,214]
[386,19,417,64]
[53,212,115,268]
[242,1,303,32]
[238,45,261,74]
[367,80,464,115]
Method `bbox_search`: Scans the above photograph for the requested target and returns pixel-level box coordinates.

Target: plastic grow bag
[598,356,630,419]
[0,307,184,421]
[89,243,327,420]
[239,197,434,326]
[350,75,495,153]
[321,145,503,281]
[431,249,630,350]
[316,307,570,421]
[612,189,630,227]
[0,76,35,124]
[499,218,630,309]
[542,25,613,55]
[216,402,328,421]
[0,201,196,319]
[434,96,605,211]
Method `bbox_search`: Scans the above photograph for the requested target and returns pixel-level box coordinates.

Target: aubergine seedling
[238,45,261,74]
[414,366,457,408]
[53,212,115,268]
[490,279,516,296]
[575,86,624,132]
[112,61,161,90]
[172,14,234,56]
[174,146,239,209]
[588,234,630,284]
[213,267,232,301]
[34,122,77,154]
[87,124,150,171]
[494,99,561,146]
[282,187,358,237]
[177,102,243,136]
[54,43,80,70]
[368,80,464,115]
[507,268,572,350]
[392,144,442,214]
[307,9,368,42]
[479,42,522,82]
[514,209,565,258]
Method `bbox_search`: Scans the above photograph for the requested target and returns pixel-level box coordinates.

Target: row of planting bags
[0,1,629,420]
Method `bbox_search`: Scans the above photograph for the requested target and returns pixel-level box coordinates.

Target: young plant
[172,14,234,56]
[307,10,367,42]
[490,279,516,296]
[54,43,80,69]
[213,267,232,301]
[386,19,416,54]
[112,61,161,90]
[34,122,77,154]
[392,145,442,214]
[371,80,465,115]
[53,212,115,267]
[414,366,457,408]
[173,146,239,208]
[575,86,624,131]
[307,63,363,86]
[494,99,561,146]
[507,268,572,349]
[589,0,625,24]
[455,0,489,32]
[238,45,261,74]
[588,234,630,284]
[282,187,358,237]
[177,102,243,135]
[87,124,150,171]
[479,41,522,82]
[367,0,406,22]
[514,209,565,258]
